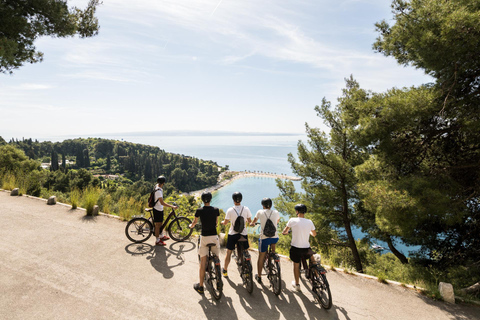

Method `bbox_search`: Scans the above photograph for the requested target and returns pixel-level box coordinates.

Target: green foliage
[0,0,100,73]
[374,0,480,112]
[8,137,223,194]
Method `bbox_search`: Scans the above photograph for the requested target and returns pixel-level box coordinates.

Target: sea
[60,133,420,256]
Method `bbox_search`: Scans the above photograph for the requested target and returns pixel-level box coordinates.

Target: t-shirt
[286,217,315,248]
[195,206,220,236]
[225,205,252,236]
[254,209,280,239]
[154,185,163,211]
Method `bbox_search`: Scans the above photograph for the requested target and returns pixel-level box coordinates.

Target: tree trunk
[341,184,363,273]
[385,235,408,264]
[460,281,480,295]
[344,217,363,273]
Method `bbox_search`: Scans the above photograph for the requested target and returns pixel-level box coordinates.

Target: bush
[1,172,17,190]
[70,189,81,209]
[83,187,100,216]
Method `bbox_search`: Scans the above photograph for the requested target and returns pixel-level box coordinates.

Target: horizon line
[69,130,306,137]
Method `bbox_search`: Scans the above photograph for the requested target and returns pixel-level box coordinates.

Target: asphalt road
[1,191,479,320]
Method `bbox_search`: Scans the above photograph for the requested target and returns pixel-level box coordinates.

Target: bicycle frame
[145,206,180,233]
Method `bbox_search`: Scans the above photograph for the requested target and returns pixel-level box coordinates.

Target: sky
[0,0,433,141]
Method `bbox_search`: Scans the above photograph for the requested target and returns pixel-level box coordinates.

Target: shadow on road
[80,215,97,223]
[198,294,238,319]
[420,294,480,320]
[124,240,197,279]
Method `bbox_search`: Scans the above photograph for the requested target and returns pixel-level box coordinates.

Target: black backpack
[233,206,245,233]
[263,210,276,237]
[147,187,159,208]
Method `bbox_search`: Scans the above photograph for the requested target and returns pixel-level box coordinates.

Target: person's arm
[221,219,230,226]
[246,217,252,225]
[310,230,317,237]
[249,217,258,226]
[282,226,290,235]
[159,197,178,209]
[189,217,199,229]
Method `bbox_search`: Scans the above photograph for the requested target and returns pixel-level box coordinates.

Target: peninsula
[184,170,301,199]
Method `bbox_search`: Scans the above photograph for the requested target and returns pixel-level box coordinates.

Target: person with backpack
[152,175,178,246]
[249,197,280,284]
[221,191,252,278]
[282,203,317,292]
[188,192,221,294]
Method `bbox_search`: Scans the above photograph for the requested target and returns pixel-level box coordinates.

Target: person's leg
[224,249,232,270]
[257,251,266,277]
[199,256,207,287]
[293,262,300,285]
[154,222,162,238]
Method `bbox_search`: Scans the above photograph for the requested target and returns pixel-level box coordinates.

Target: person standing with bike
[188,192,221,294]
[153,175,178,246]
[282,203,317,292]
[221,191,252,278]
[249,197,280,284]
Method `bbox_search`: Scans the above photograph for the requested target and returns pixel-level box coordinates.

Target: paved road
[1,191,479,320]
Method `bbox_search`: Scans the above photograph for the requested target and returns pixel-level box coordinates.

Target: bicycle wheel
[125,218,153,243]
[311,266,332,309]
[270,255,282,295]
[243,255,254,294]
[168,217,193,242]
[206,255,223,300]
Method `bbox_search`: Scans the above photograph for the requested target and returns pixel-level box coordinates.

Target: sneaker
[156,240,166,246]
[193,283,204,294]
[160,235,170,241]
[292,281,301,292]
[222,268,228,278]
[255,274,262,284]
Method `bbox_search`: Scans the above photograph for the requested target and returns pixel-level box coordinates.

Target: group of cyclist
[187,187,317,296]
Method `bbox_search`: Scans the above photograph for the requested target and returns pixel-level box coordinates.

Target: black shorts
[289,246,312,263]
[226,233,250,251]
[152,208,164,223]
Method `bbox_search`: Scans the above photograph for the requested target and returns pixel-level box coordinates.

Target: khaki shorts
[198,235,220,257]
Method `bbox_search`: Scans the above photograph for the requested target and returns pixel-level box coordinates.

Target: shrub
[1,172,17,190]
[83,187,100,216]
[70,189,81,209]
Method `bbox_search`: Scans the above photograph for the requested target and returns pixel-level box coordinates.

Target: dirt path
[1,191,478,320]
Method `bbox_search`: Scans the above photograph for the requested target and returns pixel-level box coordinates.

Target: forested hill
[1,136,223,193]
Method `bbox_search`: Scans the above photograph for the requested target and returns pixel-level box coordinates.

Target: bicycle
[263,242,282,295]
[231,235,254,293]
[300,249,332,309]
[199,241,223,300]
[125,203,193,243]
[254,223,282,295]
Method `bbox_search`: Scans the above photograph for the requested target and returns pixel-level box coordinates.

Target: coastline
[183,170,301,199]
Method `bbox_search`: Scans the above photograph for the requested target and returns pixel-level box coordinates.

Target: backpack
[263,210,276,237]
[147,187,159,208]
[233,206,245,233]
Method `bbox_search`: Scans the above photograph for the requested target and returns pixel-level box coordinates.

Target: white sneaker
[291,281,301,292]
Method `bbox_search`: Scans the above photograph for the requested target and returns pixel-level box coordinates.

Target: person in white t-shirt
[282,203,317,292]
[153,175,178,246]
[249,197,280,284]
[221,191,252,278]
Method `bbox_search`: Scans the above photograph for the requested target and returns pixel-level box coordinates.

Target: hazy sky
[0,0,433,140]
